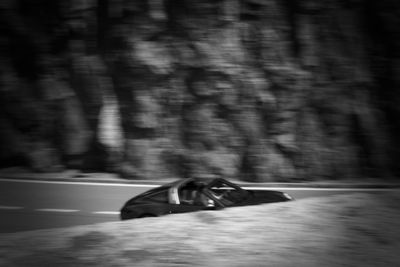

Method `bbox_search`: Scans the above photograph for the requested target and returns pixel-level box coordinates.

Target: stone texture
[0,0,399,180]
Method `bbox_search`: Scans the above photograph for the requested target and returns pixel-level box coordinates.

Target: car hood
[241,190,293,205]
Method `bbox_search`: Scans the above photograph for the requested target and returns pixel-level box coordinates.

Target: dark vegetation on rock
[0,0,399,181]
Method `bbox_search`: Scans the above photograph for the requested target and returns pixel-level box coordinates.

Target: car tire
[138,214,157,218]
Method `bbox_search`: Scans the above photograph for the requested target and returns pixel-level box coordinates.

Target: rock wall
[0,0,399,181]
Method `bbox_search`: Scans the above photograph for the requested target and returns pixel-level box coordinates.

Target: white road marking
[0,205,118,215]
[0,178,398,191]
[92,211,119,215]
[242,187,399,191]
[35,208,79,213]
[0,205,23,210]
[0,178,158,188]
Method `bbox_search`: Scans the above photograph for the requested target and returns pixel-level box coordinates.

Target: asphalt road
[0,179,396,233]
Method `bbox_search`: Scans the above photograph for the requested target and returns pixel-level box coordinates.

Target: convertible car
[120,177,293,220]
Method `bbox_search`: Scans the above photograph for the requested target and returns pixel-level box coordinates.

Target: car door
[206,179,249,207]
[167,188,217,214]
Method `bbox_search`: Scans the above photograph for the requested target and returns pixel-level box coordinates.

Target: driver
[210,190,233,206]
[194,191,214,207]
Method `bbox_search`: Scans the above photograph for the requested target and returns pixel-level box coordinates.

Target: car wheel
[138,214,157,218]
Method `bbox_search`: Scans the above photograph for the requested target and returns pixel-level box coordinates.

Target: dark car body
[120,178,293,220]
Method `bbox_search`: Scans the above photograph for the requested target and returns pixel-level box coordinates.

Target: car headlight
[283,192,293,200]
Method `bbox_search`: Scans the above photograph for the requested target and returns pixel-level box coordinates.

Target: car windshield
[141,190,169,203]
[178,182,215,207]
[206,179,248,206]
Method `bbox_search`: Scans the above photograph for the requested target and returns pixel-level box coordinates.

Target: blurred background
[0,0,399,182]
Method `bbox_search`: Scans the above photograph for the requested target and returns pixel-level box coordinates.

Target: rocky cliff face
[0,0,399,181]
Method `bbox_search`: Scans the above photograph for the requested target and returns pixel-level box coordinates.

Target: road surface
[0,178,396,233]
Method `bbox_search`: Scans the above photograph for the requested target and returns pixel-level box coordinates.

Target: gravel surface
[1,192,399,266]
